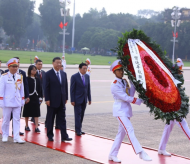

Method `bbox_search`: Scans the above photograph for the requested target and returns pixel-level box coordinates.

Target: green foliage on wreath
[112,29,189,124]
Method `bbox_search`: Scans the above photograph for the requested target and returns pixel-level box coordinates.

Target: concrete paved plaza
[0,64,190,163]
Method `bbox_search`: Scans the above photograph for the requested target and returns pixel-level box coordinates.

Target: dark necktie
[57,72,61,84]
[39,70,42,79]
[82,75,85,86]
[13,75,15,81]
[121,79,125,85]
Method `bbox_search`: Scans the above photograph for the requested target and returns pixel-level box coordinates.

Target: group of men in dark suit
[0,56,92,142]
[44,57,91,141]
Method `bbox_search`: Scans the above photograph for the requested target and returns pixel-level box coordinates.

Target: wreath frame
[112,29,189,124]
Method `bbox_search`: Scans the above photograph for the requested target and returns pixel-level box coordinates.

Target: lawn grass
[0,50,116,65]
[1,50,190,67]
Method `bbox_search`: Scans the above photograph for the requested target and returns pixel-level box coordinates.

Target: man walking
[45,57,72,142]
[0,58,25,143]
[70,63,91,136]
[108,60,152,162]
[158,58,190,156]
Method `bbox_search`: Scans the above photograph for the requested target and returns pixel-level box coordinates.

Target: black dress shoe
[35,128,41,133]
[19,132,24,135]
[55,126,60,129]
[25,126,31,131]
[48,138,54,141]
[76,132,81,136]
[62,138,72,142]
[81,132,85,134]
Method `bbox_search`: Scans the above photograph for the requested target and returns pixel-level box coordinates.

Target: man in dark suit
[45,57,72,142]
[31,59,46,123]
[5,57,30,135]
[0,60,4,76]
[70,63,91,136]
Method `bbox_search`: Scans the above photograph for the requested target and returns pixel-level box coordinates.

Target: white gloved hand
[135,98,143,105]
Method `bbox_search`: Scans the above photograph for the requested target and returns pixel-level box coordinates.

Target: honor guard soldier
[158,58,190,156]
[108,60,152,162]
[0,60,4,78]
[85,58,91,76]
[33,56,39,65]
[61,55,67,72]
[0,58,25,143]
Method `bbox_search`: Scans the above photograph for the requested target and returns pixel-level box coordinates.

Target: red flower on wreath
[123,43,181,113]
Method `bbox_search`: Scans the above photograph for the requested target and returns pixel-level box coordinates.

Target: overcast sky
[34,0,189,16]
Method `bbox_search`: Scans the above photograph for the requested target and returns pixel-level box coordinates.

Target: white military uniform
[159,58,190,151]
[62,59,66,72]
[86,66,91,76]
[109,77,143,156]
[86,58,91,76]
[0,71,25,140]
[33,56,39,65]
[159,119,190,150]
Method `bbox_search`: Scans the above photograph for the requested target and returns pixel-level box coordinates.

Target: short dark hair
[61,65,63,67]
[53,57,61,62]
[36,59,42,64]
[79,62,87,68]
[28,65,37,78]
[14,57,20,60]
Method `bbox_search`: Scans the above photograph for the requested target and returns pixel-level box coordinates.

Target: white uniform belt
[115,100,124,102]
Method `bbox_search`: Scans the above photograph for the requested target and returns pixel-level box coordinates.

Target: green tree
[0,0,34,46]
[39,0,65,51]
[25,13,44,49]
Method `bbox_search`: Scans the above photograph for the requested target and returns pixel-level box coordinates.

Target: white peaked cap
[6,58,18,67]
[35,56,39,60]
[176,58,184,67]
[86,58,91,65]
[110,59,123,72]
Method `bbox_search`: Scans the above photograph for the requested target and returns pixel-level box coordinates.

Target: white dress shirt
[79,72,85,83]
[53,68,61,83]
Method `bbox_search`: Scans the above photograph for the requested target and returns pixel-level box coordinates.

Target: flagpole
[63,0,66,56]
[71,0,75,54]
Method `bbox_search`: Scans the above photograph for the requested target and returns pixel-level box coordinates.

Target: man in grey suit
[70,63,91,136]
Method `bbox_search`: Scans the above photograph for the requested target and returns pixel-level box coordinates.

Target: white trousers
[159,118,190,150]
[109,116,143,156]
[2,106,21,140]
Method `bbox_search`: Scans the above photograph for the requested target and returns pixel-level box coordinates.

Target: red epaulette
[113,80,117,84]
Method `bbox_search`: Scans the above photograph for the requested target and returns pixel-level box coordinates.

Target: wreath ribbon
[128,39,146,89]
[128,39,181,88]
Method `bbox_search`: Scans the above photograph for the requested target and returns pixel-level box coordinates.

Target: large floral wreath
[112,29,189,124]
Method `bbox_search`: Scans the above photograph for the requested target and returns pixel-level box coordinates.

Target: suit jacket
[45,68,68,108]
[0,69,4,75]
[27,77,42,98]
[70,72,91,104]
[36,70,46,96]
[5,69,29,98]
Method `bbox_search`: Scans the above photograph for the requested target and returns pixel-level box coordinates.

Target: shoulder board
[113,80,117,84]
[17,73,22,76]
[2,73,8,76]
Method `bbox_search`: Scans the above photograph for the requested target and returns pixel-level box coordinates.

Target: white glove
[135,98,143,105]
[21,100,25,107]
